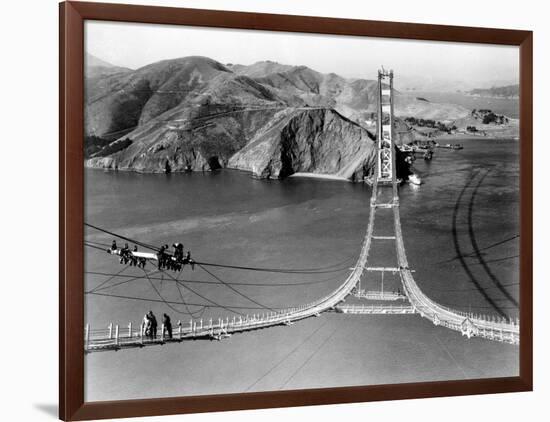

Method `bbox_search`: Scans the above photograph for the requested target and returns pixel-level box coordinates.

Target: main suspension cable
[85,222,354,274]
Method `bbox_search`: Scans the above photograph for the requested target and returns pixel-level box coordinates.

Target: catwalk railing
[392,205,519,344]
[336,304,415,314]
[84,207,376,352]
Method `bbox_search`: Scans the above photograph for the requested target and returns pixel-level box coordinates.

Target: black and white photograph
[82,19,520,402]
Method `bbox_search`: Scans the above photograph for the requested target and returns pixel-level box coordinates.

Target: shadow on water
[451,171,506,316]
[437,234,519,264]
[470,254,519,266]
[467,170,519,308]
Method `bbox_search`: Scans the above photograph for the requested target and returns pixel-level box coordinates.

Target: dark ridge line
[469,254,519,266]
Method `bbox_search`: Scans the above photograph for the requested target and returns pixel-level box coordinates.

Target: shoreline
[83,164,356,182]
[289,172,350,182]
[434,133,519,141]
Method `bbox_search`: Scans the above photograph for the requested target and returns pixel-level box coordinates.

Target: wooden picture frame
[59,1,533,420]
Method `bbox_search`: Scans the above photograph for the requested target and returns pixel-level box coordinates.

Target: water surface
[84,138,519,401]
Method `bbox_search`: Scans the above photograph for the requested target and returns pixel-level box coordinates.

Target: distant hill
[84,55,470,178]
[467,84,519,99]
[85,53,132,78]
[227,60,295,78]
[231,62,469,122]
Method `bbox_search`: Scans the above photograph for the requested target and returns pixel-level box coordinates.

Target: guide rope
[85,270,342,289]
[197,263,276,312]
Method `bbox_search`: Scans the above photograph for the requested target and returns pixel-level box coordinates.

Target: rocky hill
[84,55,469,178]
[228,108,376,180]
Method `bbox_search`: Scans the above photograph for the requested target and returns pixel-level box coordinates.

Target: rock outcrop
[228,108,375,179]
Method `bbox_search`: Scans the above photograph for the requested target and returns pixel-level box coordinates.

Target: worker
[131,245,139,266]
[157,245,167,269]
[163,313,173,339]
[141,313,151,339]
[148,311,158,339]
[111,240,117,251]
[120,243,130,264]
[183,251,195,271]
[164,244,171,269]
[173,242,184,262]
[165,244,174,270]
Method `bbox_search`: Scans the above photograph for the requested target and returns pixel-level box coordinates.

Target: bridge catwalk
[84,175,518,352]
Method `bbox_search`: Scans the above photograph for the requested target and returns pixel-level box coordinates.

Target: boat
[363,176,375,186]
[438,143,464,150]
[363,176,402,186]
[408,173,422,185]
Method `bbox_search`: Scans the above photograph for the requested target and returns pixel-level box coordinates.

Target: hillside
[84,55,471,178]
[233,63,469,122]
[451,109,519,138]
[227,60,295,78]
[467,84,519,99]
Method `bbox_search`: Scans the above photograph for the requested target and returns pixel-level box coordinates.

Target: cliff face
[228,109,376,180]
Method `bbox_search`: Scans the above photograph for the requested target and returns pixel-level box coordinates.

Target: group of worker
[109,240,195,271]
[111,241,147,268]
[141,310,173,340]
[157,243,195,271]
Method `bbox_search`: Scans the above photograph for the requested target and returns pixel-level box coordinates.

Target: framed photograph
[59,1,532,420]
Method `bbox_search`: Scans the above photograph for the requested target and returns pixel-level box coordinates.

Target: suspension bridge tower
[375,68,399,204]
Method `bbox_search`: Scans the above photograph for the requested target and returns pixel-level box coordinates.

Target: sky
[85,20,519,91]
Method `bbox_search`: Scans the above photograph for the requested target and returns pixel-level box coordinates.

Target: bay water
[84,138,519,401]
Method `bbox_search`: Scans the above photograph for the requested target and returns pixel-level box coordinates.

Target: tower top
[378,68,393,78]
